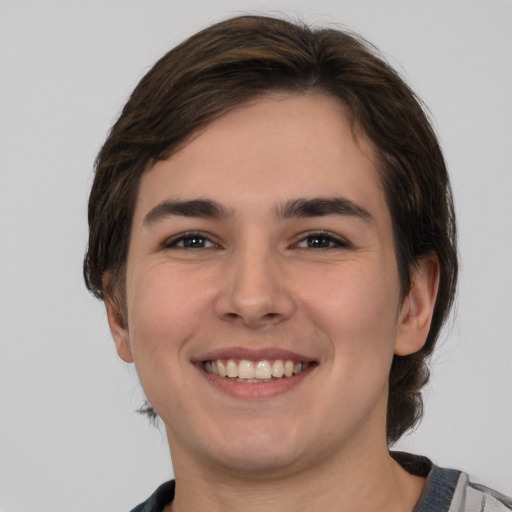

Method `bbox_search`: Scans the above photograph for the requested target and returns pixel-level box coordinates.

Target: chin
[214,441,306,477]
[188,418,311,477]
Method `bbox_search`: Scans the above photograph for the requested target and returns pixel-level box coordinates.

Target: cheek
[294,264,400,434]
[124,267,213,411]
[126,265,212,360]
[299,261,401,358]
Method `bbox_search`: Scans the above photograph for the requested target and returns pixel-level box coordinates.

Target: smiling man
[84,15,511,512]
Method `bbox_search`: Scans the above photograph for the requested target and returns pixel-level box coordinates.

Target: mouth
[202,358,314,383]
[194,348,318,398]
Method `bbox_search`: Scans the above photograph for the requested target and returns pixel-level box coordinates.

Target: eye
[163,232,218,249]
[295,231,351,249]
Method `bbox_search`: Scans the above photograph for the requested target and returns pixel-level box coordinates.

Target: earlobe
[394,254,440,356]
[103,273,134,363]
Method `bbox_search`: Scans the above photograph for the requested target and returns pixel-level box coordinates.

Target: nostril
[214,281,296,327]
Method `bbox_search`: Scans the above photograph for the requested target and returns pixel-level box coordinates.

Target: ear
[394,254,440,356]
[103,273,134,363]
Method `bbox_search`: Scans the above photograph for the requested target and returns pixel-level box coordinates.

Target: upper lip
[192,346,317,363]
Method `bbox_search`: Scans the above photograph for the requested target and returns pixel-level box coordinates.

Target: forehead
[134,92,386,222]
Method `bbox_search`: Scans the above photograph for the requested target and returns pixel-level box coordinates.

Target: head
[84,15,457,444]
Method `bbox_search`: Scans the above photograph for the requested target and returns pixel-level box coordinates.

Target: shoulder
[129,480,175,512]
[463,478,512,512]
[417,464,512,512]
[391,452,512,512]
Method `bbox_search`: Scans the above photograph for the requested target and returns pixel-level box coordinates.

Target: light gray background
[1,1,511,511]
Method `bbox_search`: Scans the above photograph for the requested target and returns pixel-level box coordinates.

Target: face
[107,93,435,478]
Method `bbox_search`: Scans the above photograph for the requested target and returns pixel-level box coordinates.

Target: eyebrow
[142,199,232,226]
[276,197,372,222]
[142,196,373,226]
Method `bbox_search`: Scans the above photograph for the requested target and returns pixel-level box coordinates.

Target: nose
[214,245,296,329]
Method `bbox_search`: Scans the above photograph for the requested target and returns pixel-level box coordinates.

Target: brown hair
[84,15,458,444]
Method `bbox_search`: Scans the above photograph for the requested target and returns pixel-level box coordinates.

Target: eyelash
[162,231,219,249]
[294,231,351,249]
[161,230,351,250]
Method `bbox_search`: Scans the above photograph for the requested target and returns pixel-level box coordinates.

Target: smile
[203,359,311,382]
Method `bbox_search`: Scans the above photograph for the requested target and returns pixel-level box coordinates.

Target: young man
[83,15,511,512]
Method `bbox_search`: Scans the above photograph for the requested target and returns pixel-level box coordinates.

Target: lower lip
[195,363,316,400]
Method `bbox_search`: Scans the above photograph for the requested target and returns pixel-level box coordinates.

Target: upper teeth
[204,359,309,380]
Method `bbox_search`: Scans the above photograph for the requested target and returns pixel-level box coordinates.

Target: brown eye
[164,232,218,249]
[305,235,333,248]
[296,232,350,249]
[181,235,208,248]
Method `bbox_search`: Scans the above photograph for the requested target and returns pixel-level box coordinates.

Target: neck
[167,438,425,512]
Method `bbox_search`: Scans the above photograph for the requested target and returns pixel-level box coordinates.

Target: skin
[106,92,439,512]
